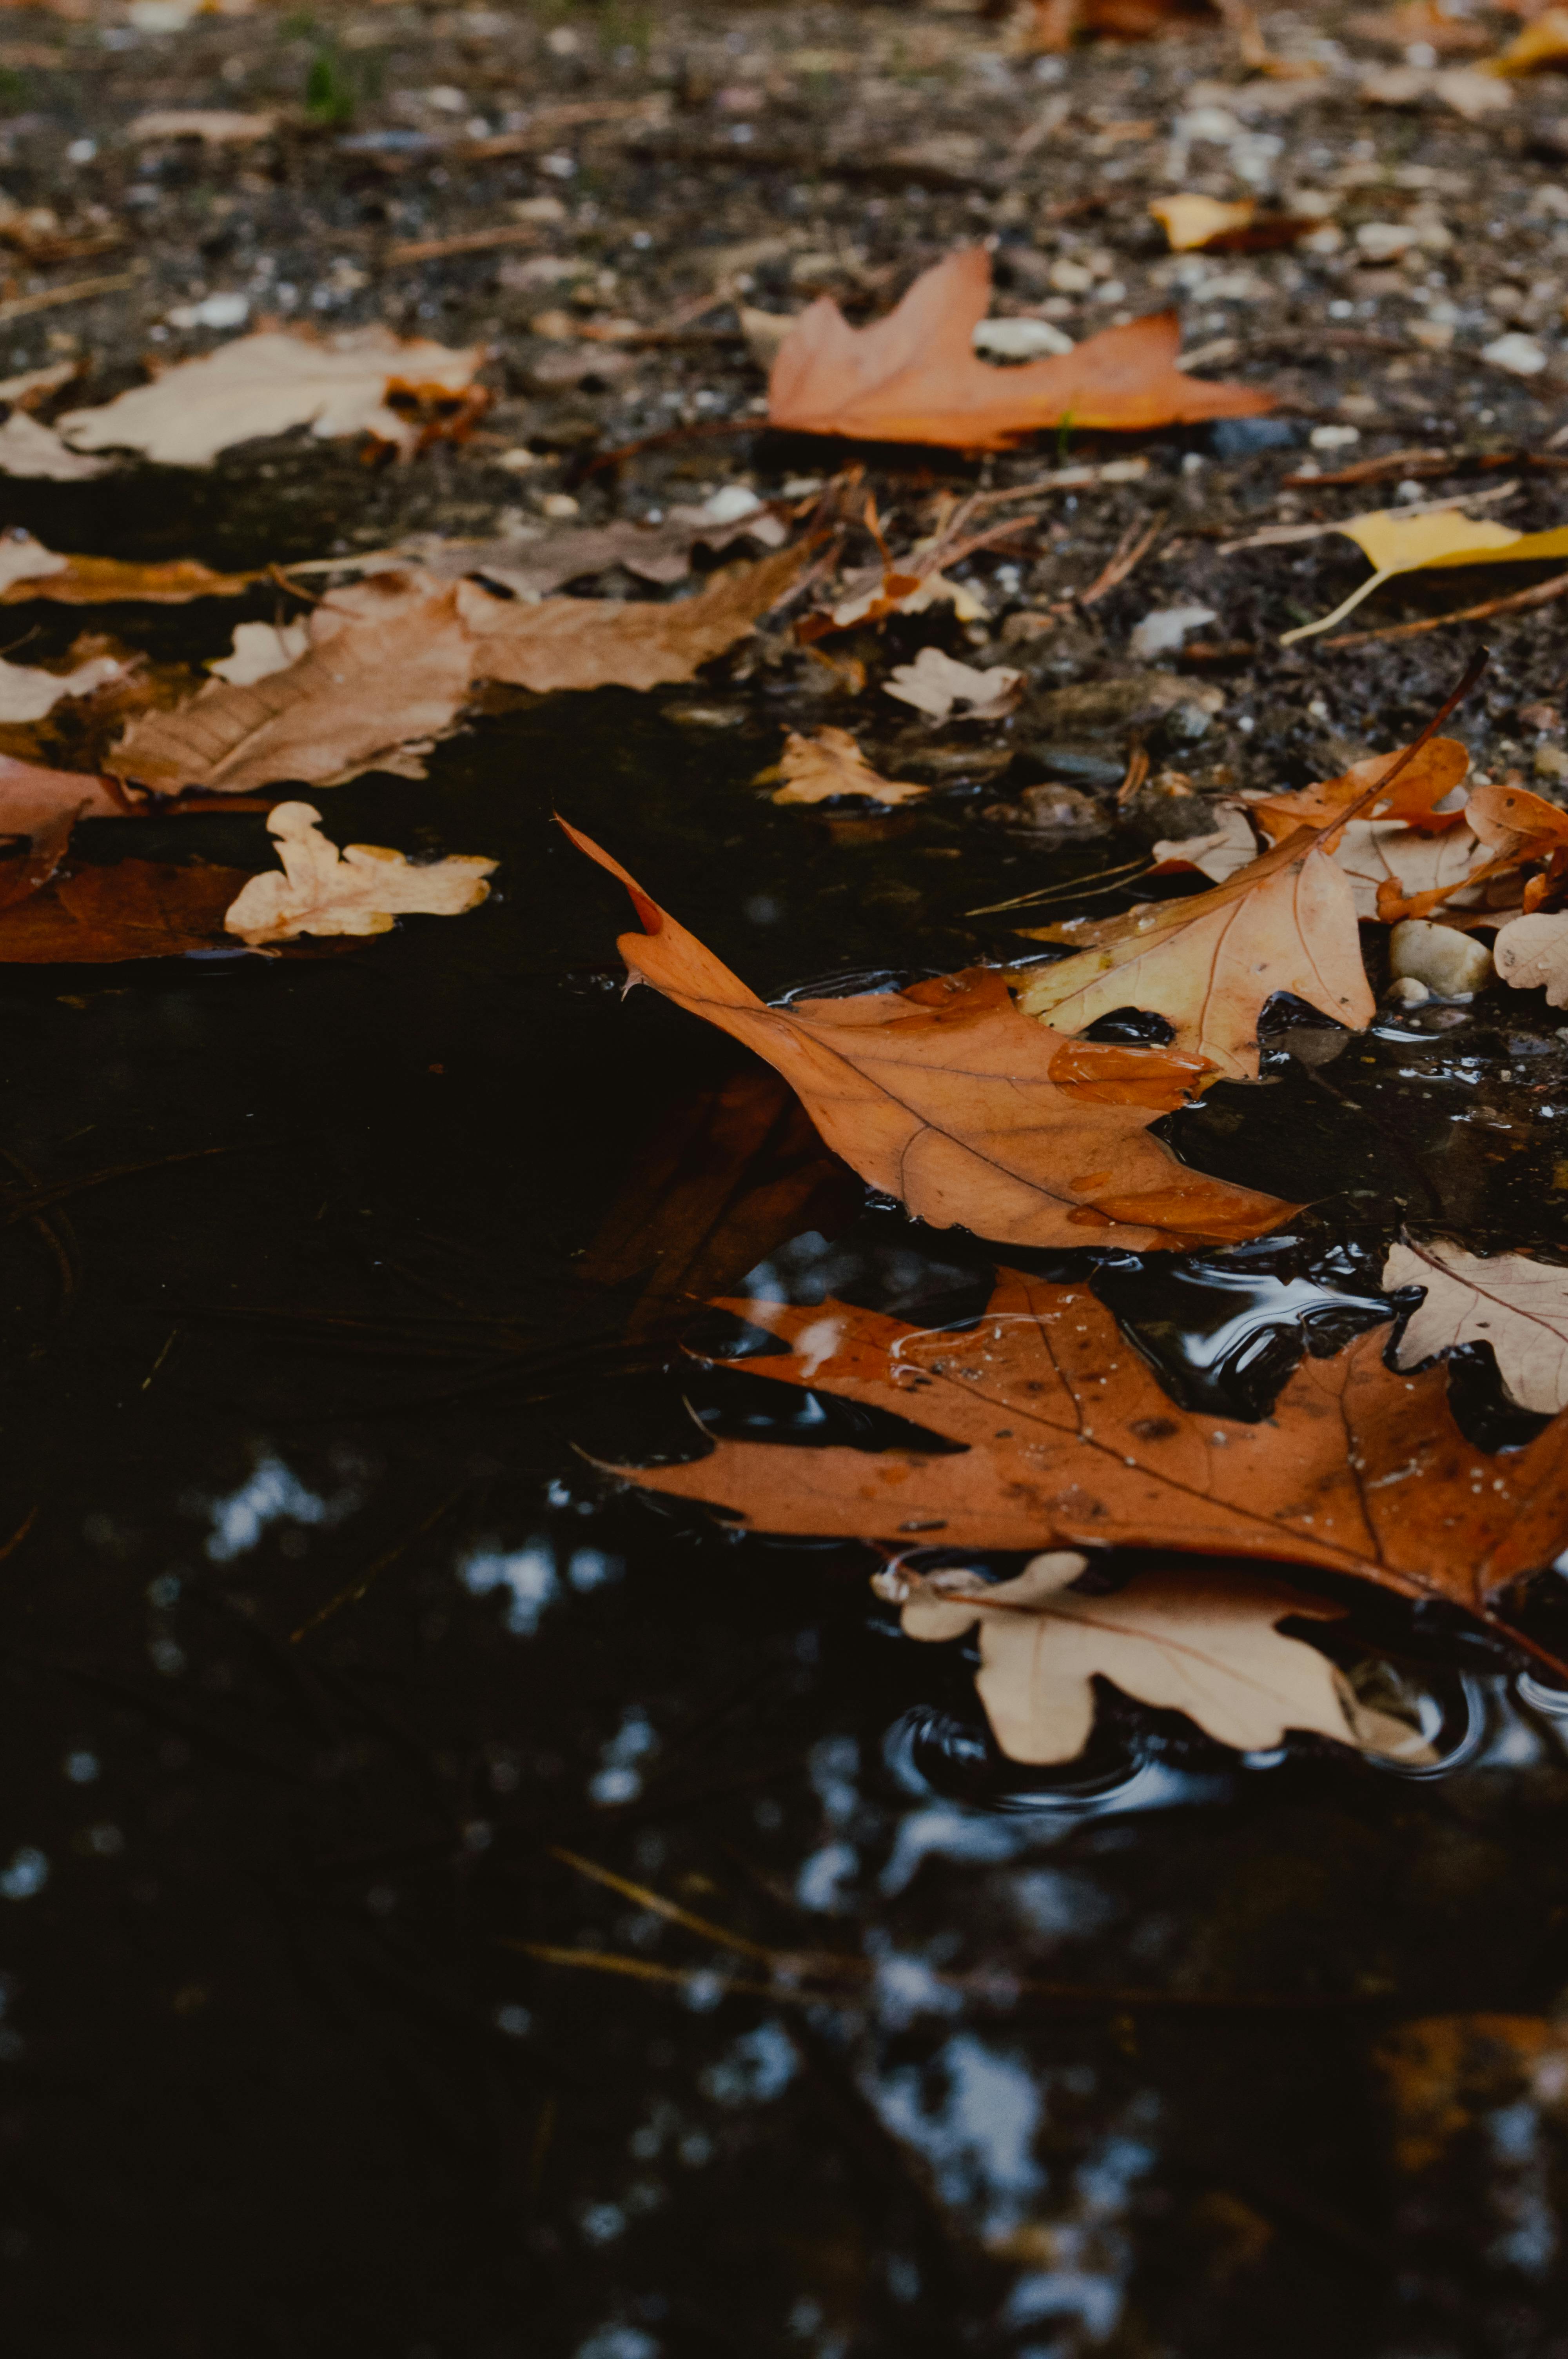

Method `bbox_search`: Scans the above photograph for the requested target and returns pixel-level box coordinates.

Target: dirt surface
[11,8,1568,2359]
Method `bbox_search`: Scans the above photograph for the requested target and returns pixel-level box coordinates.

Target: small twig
[579,413,762,478]
[290,1480,470,1643]
[0,270,138,325]
[1116,740,1151,805]
[1320,566,1568,649]
[965,854,1153,917]
[385,222,545,265]
[1078,514,1165,607]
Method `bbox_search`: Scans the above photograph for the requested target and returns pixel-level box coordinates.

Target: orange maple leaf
[767,248,1273,450]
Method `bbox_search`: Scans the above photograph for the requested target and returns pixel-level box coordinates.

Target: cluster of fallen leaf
[565,691,1568,1773]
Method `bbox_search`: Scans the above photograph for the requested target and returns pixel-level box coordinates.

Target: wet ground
[10,4,1568,2357]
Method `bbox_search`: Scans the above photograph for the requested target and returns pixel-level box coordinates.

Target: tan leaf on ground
[882,643,1023,720]
[1149,194,1256,250]
[405,491,786,599]
[1493,906,1568,1003]
[893,1552,1425,1763]
[611,1267,1568,1612]
[0,411,107,480]
[56,327,487,466]
[0,531,258,604]
[1014,823,1374,1081]
[768,246,1272,449]
[207,620,311,685]
[456,543,804,693]
[1151,802,1258,880]
[0,649,122,724]
[563,821,1296,1251]
[110,572,472,794]
[1386,1235,1568,1414]
[1280,507,1568,643]
[770,726,928,807]
[223,800,494,944]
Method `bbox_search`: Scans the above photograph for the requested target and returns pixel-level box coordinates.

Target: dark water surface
[5,540,1568,2359]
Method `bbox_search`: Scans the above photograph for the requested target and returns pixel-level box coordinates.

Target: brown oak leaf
[611,1268,1568,1614]
[563,821,1296,1252]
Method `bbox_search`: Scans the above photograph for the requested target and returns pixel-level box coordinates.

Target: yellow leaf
[1485,7,1568,75]
[1281,506,1568,643]
[1149,194,1256,252]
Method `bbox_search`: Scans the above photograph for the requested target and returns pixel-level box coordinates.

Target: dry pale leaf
[1494,907,1568,1003]
[404,492,786,600]
[111,573,472,794]
[770,727,928,807]
[612,1267,1568,1613]
[223,801,495,944]
[1014,822,1374,1081]
[1280,507,1568,643]
[1386,1235,1568,1415]
[1149,194,1256,250]
[57,327,487,467]
[0,649,122,723]
[768,247,1272,449]
[893,1552,1419,1763]
[1151,803,1259,881]
[563,821,1296,1250]
[455,543,804,694]
[208,620,311,686]
[882,644,1023,720]
[0,411,108,481]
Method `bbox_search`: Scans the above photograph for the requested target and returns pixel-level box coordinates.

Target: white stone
[1356,221,1414,261]
[972,316,1075,360]
[1481,332,1549,377]
[1311,425,1360,451]
[1388,919,1494,998]
[1388,976,1431,1007]
[1130,604,1217,661]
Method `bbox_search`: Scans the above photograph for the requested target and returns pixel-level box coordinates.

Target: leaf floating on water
[56,326,488,466]
[0,752,126,836]
[890,1552,1429,1763]
[767,247,1272,449]
[0,858,251,962]
[1386,1236,1568,1416]
[1494,907,1568,1003]
[223,802,495,944]
[563,821,1298,1251]
[769,727,929,807]
[613,1269,1568,1612]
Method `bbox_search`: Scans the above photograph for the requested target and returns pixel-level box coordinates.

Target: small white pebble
[1389,918,1494,998]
